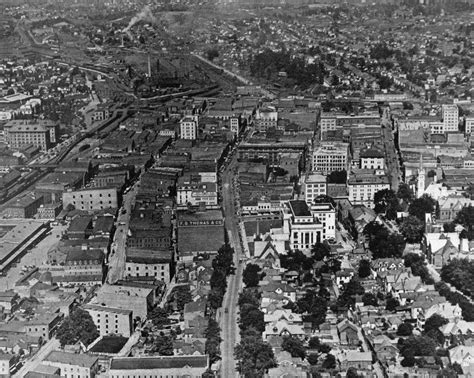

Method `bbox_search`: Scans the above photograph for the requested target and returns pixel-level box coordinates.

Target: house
[438,196,472,222]
[0,291,20,314]
[440,320,474,347]
[0,353,18,376]
[449,345,474,375]
[83,304,133,338]
[108,355,209,378]
[423,232,460,269]
[424,303,463,322]
[183,298,207,328]
[42,351,99,378]
[339,351,372,371]
[263,320,305,340]
[337,319,360,346]
[371,335,398,365]
[266,351,308,377]
[264,309,303,324]
[261,282,297,303]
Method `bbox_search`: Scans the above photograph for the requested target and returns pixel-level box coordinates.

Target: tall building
[3,120,53,151]
[465,117,474,135]
[442,105,459,132]
[179,116,198,140]
[62,187,118,211]
[303,173,327,205]
[176,173,218,206]
[312,142,349,175]
[84,304,133,338]
[255,108,278,132]
[348,169,390,208]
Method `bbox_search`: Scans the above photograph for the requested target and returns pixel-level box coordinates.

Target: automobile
[119,222,126,226]
[224,308,229,313]
[121,209,127,215]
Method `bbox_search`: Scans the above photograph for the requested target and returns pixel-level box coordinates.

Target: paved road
[382,109,401,191]
[220,157,243,378]
[14,338,60,377]
[107,185,138,284]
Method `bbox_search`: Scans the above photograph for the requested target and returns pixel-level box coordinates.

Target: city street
[13,338,60,378]
[106,185,138,284]
[219,156,243,378]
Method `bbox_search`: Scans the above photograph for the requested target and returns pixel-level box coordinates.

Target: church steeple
[417,154,426,198]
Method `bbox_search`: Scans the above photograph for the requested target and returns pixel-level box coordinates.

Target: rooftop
[289,200,311,217]
[44,351,98,368]
[110,355,209,370]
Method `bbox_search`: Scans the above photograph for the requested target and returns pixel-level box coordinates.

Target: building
[348,169,390,208]
[83,304,133,338]
[3,119,58,150]
[320,112,380,134]
[303,173,327,205]
[180,116,198,140]
[62,187,118,211]
[2,192,43,218]
[442,104,459,132]
[312,142,349,175]
[0,353,17,376]
[108,355,209,378]
[176,209,225,263]
[42,351,99,378]
[37,203,63,220]
[360,147,385,170]
[286,200,324,254]
[255,108,278,132]
[465,117,474,135]
[125,248,172,283]
[176,174,218,207]
[310,202,336,241]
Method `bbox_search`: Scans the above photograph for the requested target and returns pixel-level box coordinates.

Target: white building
[310,202,336,240]
[179,115,198,140]
[465,117,474,135]
[312,142,349,175]
[42,351,99,378]
[442,104,459,132]
[348,169,390,208]
[303,173,327,205]
[255,108,278,132]
[84,304,133,338]
[176,174,218,206]
[125,248,172,284]
[360,147,385,170]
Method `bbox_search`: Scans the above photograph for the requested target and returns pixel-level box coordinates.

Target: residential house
[339,351,372,371]
[337,319,359,346]
[263,320,305,341]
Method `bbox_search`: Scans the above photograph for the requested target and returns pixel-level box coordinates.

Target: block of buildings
[312,142,349,175]
[176,173,218,207]
[255,107,278,132]
[42,351,99,378]
[125,248,172,283]
[360,147,385,170]
[4,119,58,151]
[62,187,118,211]
[83,304,133,338]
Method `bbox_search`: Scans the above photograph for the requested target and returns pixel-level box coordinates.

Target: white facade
[360,156,385,170]
[304,173,327,204]
[310,203,336,240]
[348,171,390,208]
[255,108,278,132]
[84,304,133,338]
[465,117,474,135]
[230,116,240,135]
[320,116,337,133]
[180,116,198,140]
[312,142,349,175]
[442,104,459,132]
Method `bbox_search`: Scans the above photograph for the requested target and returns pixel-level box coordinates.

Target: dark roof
[68,216,92,233]
[110,355,209,370]
[126,249,172,264]
[360,147,384,159]
[44,351,98,368]
[177,226,225,253]
[93,216,114,234]
[289,200,311,216]
[65,249,104,263]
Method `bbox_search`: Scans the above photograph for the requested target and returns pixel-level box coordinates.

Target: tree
[440,259,474,298]
[173,285,192,311]
[296,290,328,328]
[327,170,346,184]
[399,335,437,359]
[235,336,276,376]
[374,189,399,219]
[347,367,362,378]
[408,194,436,222]
[363,222,406,259]
[399,215,425,243]
[149,307,170,327]
[321,353,336,369]
[401,355,416,367]
[243,263,262,287]
[454,206,474,231]
[56,308,99,347]
[386,297,400,312]
[358,259,371,278]
[280,249,313,272]
[205,318,222,363]
[240,304,265,333]
[443,222,456,232]
[206,48,219,61]
[362,293,378,306]
[152,334,173,356]
[424,314,448,334]
[282,336,306,359]
[397,322,413,336]
[397,182,414,203]
[311,242,331,261]
[307,353,319,365]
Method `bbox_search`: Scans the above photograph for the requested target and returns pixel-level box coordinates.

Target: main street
[220,155,244,378]
[13,338,60,378]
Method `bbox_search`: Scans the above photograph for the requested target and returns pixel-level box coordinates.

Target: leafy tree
[397,322,413,336]
[347,367,363,378]
[152,334,173,356]
[334,278,365,311]
[400,215,425,243]
[307,353,319,365]
[205,318,222,363]
[280,249,313,272]
[206,48,219,61]
[397,182,414,203]
[398,335,437,359]
[239,305,265,333]
[149,307,170,327]
[243,263,262,287]
[443,222,456,232]
[173,285,192,311]
[401,355,416,367]
[321,353,336,369]
[404,253,432,283]
[296,290,327,329]
[358,259,371,278]
[424,314,448,335]
[56,308,99,347]
[386,297,400,312]
[363,221,406,259]
[238,288,260,308]
[408,194,436,222]
[454,205,474,231]
[440,259,474,298]
[282,336,306,359]
[374,189,398,219]
[235,336,276,376]
[311,242,331,261]
[362,293,378,307]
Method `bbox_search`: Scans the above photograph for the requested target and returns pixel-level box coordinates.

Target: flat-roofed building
[2,192,43,218]
[180,116,198,140]
[109,355,209,378]
[255,108,278,132]
[348,169,390,208]
[360,147,385,170]
[465,117,474,135]
[3,119,59,151]
[303,173,327,205]
[286,200,323,254]
[125,248,172,283]
[62,187,118,211]
[43,351,99,378]
[83,304,133,338]
[176,174,218,206]
[312,142,349,175]
[442,104,459,132]
[310,202,336,241]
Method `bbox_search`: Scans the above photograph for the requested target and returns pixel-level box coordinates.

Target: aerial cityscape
[0,0,473,377]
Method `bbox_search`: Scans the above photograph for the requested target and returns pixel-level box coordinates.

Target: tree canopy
[235,336,277,376]
[243,263,263,288]
[399,215,425,243]
[440,259,474,298]
[56,308,99,347]
[374,189,398,220]
[282,336,306,359]
[358,259,372,278]
[363,221,406,259]
[408,194,436,222]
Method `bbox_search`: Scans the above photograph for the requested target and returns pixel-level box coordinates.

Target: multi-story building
[230,116,241,136]
[310,202,336,241]
[442,104,459,132]
[312,142,349,175]
[179,116,198,140]
[125,248,172,283]
[303,173,327,205]
[360,147,385,170]
[176,174,218,206]
[83,304,133,338]
[0,354,16,376]
[320,113,380,134]
[348,169,390,208]
[465,117,474,135]
[4,119,58,150]
[62,187,118,211]
[255,108,278,132]
[2,192,44,218]
[43,351,99,378]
